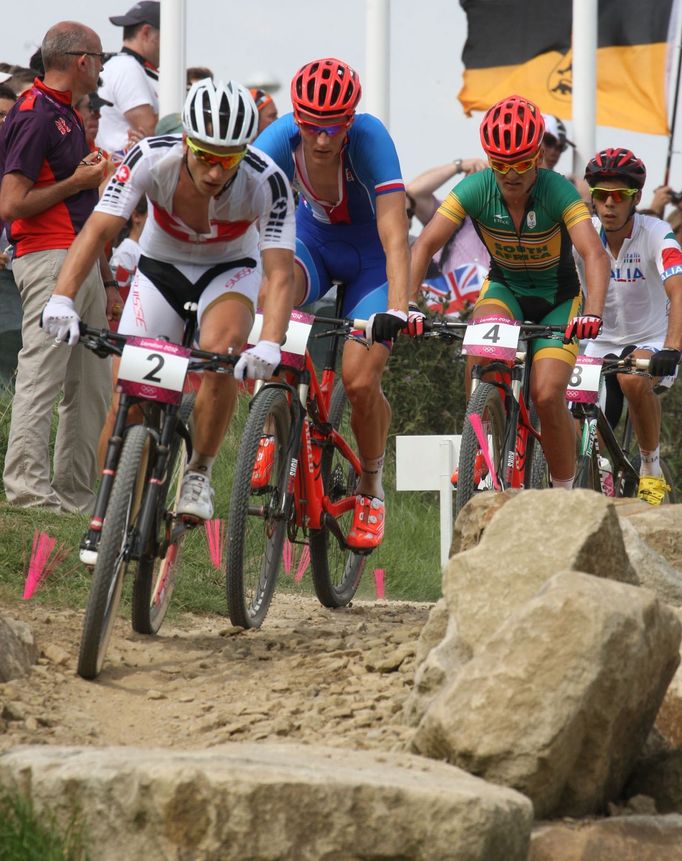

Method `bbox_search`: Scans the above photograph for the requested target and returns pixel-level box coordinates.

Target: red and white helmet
[480,94,545,162]
[291,58,361,120]
[584,148,647,189]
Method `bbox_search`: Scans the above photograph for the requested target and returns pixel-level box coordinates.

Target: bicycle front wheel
[77,425,149,680]
[226,386,290,629]
[132,393,195,635]
[455,382,506,517]
[309,380,367,608]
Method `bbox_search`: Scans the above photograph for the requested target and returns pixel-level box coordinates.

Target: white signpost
[395,435,462,568]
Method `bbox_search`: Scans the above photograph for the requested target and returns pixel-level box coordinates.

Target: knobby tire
[455,382,506,517]
[309,380,366,608]
[226,386,290,628]
[131,393,195,635]
[77,425,149,680]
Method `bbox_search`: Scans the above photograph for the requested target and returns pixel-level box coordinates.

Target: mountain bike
[448,316,567,515]
[76,306,238,679]
[569,353,676,501]
[226,307,369,629]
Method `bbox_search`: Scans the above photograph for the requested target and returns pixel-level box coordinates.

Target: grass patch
[0,787,89,861]
[0,385,442,618]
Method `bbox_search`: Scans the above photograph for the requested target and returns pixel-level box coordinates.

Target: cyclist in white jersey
[576,148,682,504]
[41,79,296,520]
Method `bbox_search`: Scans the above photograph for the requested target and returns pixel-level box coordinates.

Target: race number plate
[463,315,520,360]
[117,337,190,405]
[565,355,603,403]
[246,309,314,371]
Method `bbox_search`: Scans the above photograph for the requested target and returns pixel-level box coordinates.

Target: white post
[439,440,454,568]
[158,0,186,120]
[365,0,390,127]
[572,0,597,175]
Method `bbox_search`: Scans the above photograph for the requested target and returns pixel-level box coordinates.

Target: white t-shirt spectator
[97,52,159,154]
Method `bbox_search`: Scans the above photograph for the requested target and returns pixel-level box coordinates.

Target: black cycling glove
[648,348,681,377]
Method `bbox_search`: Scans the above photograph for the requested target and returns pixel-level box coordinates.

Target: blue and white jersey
[254,112,404,226]
[575,212,682,347]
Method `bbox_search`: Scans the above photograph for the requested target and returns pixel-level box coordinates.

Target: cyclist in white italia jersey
[576,148,682,504]
[41,78,296,520]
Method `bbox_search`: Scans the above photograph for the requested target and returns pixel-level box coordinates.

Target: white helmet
[182,78,259,147]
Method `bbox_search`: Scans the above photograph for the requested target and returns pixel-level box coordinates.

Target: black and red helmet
[480,94,545,162]
[584,148,646,189]
[291,58,362,120]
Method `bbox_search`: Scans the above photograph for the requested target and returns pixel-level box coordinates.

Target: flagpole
[159,0,186,118]
[365,0,390,128]
[572,0,597,176]
[664,0,682,185]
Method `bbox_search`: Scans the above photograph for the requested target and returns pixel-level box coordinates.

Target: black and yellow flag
[459,0,676,134]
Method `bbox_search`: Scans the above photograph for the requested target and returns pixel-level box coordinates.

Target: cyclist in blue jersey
[254,57,411,550]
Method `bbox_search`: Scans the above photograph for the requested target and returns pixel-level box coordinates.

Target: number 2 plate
[117,337,190,405]
[463,315,520,360]
[565,355,602,403]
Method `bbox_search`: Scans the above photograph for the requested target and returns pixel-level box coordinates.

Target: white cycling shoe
[176,470,215,520]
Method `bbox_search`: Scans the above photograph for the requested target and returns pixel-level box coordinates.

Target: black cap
[109,1,160,28]
[88,93,113,111]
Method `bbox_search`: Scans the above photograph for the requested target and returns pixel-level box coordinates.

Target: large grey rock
[0,615,38,682]
[0,743,533,861]
[617,504,682,572]
[450,489,520,555]
[530,814,682,860]
[443,490,638,655]
[411,571,681,819]
[626,749,682,814]
[619,518,682,606]
[404,608,470,727]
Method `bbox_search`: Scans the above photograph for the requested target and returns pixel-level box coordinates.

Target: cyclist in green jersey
[410,94,610,489]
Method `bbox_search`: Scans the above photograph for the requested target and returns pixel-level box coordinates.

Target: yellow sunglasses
[186,137,246,169]
[590,186,639,204]
[489,153,539,175]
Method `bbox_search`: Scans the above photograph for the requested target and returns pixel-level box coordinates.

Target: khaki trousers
[3,249,111,512]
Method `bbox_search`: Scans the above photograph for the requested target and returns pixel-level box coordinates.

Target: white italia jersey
[96,136,296,266]
[575,212,682,352]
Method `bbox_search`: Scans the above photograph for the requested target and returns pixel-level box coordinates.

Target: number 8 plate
[565,355,602,403]
[463,315,520,360]
[117,337,191,404]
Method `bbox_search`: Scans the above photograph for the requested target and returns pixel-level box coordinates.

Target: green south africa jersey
[438,168,590,306]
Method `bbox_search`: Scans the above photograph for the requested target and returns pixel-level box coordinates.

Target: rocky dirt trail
[0,593,431,755]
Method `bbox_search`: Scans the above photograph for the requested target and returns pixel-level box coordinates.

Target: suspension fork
[81,394,136,552]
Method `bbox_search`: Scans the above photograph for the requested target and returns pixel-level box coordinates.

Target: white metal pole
[158,0,186,120]
[572,0,597,175]
[439,440,454,568]
[365,0,390,127]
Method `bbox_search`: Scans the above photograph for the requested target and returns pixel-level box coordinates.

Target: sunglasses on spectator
[64,51,107,63]
[488,153,539,175]
[186,137,247,169]
[296,117,352,137]
[590,187,639,203]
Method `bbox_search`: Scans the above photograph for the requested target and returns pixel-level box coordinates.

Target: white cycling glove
[234,340,281,381]
[41,295,81,345]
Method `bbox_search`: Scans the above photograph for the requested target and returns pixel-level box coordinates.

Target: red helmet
[291,58,361,120]
[584,148,646,189]
[480,94,545,162]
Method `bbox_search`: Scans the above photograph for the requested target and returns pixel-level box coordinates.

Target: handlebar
[421,319,568,341]
[78,323,240,372]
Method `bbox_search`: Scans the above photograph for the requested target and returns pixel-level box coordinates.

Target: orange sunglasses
[186,137,246,169]
[489,153,540,175]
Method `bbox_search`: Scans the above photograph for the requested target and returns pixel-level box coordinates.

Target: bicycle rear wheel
[226,386,290,628]
[309,380,367,608]
[525,405,550,489]
[77,425,149,680]
[573,451,601,491]
[455,382,506,516]
[132,394,195,635]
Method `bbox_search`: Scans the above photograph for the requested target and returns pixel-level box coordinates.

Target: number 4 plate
[565,355,602,403]
[118,337,191,405]
[463,315,520,360]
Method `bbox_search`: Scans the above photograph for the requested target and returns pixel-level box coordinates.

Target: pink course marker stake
[23,530,70,599]
[467,412,501,490]
[374,568,385,600]
[203,519,225,570]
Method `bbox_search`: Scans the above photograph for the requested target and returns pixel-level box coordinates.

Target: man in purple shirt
[0,21,113,511]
